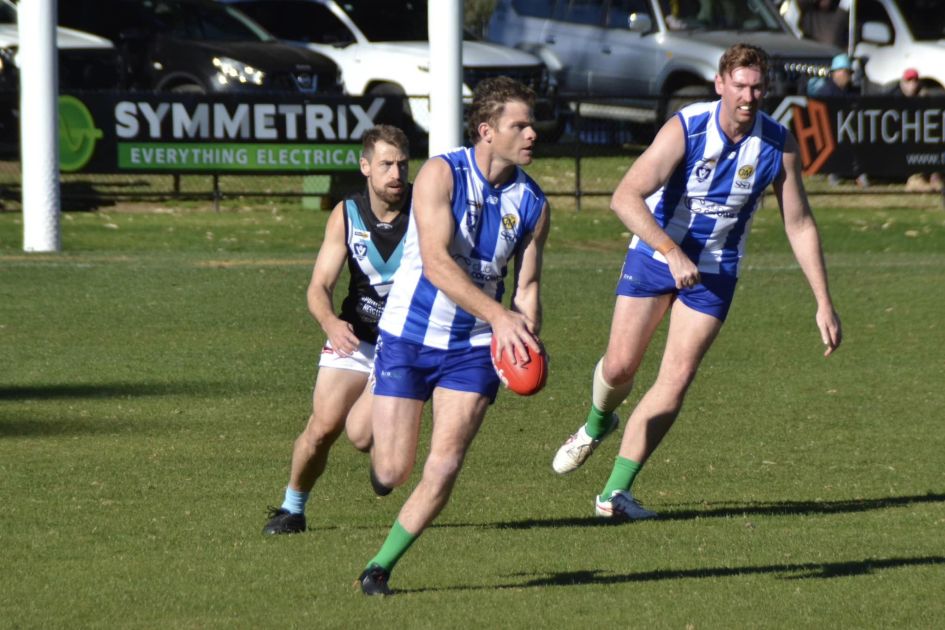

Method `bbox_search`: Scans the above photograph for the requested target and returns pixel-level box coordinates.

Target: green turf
[1,188,944,628]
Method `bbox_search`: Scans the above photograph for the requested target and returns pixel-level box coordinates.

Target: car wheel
[532,99,565,143]
[664,85,712,121]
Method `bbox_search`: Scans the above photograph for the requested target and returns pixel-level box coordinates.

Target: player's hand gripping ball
[490,335,548,396]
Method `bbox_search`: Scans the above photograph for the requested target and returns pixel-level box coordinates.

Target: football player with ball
[357,77,550,595]
[552,44,842,520]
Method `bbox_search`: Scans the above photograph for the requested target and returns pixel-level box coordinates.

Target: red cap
[903,68,919,81]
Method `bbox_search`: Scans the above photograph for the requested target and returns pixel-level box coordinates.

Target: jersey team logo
[695,159,714,182]
[466,205,481,231]
[737,165,755,179]
[500,214,518,241]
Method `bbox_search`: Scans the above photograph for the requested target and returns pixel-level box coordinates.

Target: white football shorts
[317,339,376,374]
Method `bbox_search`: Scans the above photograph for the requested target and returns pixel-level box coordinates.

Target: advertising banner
[52,92,405,174]
[769,96,945,178]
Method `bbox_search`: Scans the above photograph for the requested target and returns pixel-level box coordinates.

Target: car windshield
[658,0,785,32]
[897,0,945,41]
[143,0,274,42]
[337,0,430,41]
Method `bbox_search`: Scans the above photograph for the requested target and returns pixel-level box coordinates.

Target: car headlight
[212,56,265,86]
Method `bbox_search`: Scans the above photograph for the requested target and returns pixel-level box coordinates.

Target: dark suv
[58,0,341,94]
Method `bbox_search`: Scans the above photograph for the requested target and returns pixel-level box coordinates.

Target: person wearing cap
[810,54,870,187]
[888,69,944,192]
[810,54,855,97]
[888,68,922,98]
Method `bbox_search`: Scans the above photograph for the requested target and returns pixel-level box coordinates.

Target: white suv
[221,0,556,138]
[781,0,945,93]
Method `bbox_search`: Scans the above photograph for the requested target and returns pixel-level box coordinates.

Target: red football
[490,335,548,396]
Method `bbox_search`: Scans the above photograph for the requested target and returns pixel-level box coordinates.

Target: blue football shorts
[372,330,500,402]
[615,248,739,321]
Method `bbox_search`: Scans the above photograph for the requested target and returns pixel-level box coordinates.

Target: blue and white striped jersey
[629,100,787,277]
[379,146,547,350]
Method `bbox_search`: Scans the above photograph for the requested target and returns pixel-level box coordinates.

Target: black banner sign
[768,96,945,177]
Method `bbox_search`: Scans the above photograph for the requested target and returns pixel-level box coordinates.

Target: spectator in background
[889,68,944,192]
[798,0,848,49]
[810,54,869,187]
[888,67,922,98]
[809,53,855,97]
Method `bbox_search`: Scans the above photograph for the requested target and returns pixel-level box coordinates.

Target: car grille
[462,64,549,95]
[59,49,121,90]
[269,70,341,94]
[769,57,832,96]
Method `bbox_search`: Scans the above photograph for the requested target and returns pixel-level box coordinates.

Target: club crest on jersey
[695,159,715,182]
[500,213,518,241]
[737,165,755,179]
[353,241,368,259]
[466,206,481,231]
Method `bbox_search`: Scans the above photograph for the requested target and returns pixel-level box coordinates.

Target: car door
[592,0,662,97]
[542,0,608,95]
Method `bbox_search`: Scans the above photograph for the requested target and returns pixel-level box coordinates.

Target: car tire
[663,85,712,121]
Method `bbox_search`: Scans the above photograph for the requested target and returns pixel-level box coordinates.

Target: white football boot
[594,489,657,521]
[551,413,619,474]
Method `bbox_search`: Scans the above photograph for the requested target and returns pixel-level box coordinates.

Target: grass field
[2,179,944,628]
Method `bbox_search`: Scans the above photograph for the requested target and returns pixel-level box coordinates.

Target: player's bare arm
[306,201,361,356]
[413,157,540,361]
[611,116,700,289]
[773,132,842,356]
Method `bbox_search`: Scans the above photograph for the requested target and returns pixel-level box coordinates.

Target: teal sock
[599,456,642,500]
[367,520,418,572]
[280,487,309,515]
[585,405,614,439]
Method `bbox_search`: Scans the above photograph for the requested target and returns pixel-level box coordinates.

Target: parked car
[0,0,121,91]
[218,0,559,139]
[57,0,341,94]
[488,0,840,128]
[781,0,945,93]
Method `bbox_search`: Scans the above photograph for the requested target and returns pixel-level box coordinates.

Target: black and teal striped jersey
[339,188,411,343]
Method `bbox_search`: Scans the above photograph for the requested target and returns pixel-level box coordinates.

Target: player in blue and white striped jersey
[552,44,843,521]
[357,77,550,596]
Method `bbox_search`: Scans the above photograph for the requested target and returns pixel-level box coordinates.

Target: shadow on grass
[509,555,945,587]
[434,492,945,530]
[394,555,945,594]
[0,381,230,437]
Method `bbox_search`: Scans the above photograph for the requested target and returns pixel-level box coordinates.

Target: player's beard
[372,182,405,206]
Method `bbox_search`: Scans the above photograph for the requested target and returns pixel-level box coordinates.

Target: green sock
[366,520,418,572]
[585,405,614,439]
[599,456,642,500]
